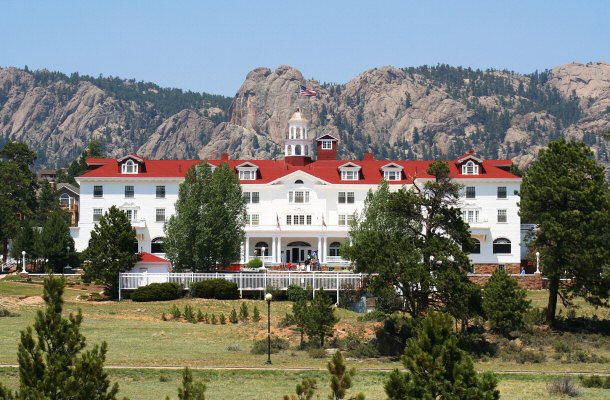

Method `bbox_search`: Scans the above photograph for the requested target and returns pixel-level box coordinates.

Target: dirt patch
[0,295,44,306]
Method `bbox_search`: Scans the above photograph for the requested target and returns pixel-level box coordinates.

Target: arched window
[296,127,301,138]
[122,160,138,174]
[254,241,269,257]
[295,145,302,155]
[286,145,292,156]
[294,180,304,184]
[471,238,481,254]
[493,238,511,254]
[151,237,164,253]
[329,241,341,257]
[304,145,309,155]
[462,160,478,175]
[287,241,311,247]
[59,193,70,208]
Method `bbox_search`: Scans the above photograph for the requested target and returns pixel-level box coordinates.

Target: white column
[240,242,245,264]
[271,236,276,264]
[317,236,322,262]
[245,237,250,262]
[277,236,282,263]
[323,236,328,264]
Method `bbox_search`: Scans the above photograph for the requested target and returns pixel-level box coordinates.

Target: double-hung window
[338,214,354,226]
[93,208,103,222]
[125,209,137,222]
[246,214,259,226]
[462,209,480,223]
[384,170,401,181]
[497,186,507,199]
[338,192,355,204]
[239,170,256,180]
[124,185,134,198]
[322,141,333,150]
[156,186,165,198]
[497,209,507,223]
[466,186,476,199]
[156,209,165,222]
[93,185,103,198]
[289,191,309,204]
[341,170,358,181]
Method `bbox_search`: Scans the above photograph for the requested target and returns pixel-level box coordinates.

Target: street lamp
[535,251,540,274]
[265,292,272,365]
[21,251,26,274]
[261,247,266,270]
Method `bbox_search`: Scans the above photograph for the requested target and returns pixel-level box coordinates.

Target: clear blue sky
[1,0,608,97]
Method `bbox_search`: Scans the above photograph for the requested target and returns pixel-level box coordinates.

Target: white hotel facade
[74,111,522,274]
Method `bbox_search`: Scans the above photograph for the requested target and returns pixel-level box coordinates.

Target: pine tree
[35,179,62,224]
[328,351,365,400]
[283,378,317,400]
[229,308,238,323]
[305,290,339,347]
[170,367,206,400]
[0,276,121,399]
[483,269,530,334]
[39,212,75,273]
[252,306,261,322]
[384,311,499,400]
[82,206,137,298]
[291,298,309,349]
[239,302,249,321]
[9,219,40,267]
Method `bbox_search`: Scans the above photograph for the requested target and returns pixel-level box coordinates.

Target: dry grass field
[1,279,608,399]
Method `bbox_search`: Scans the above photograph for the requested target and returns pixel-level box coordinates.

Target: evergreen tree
[384,311,499,400]
[283,378,317,400]
[342,162,476,318]
[35,179,61,224]
[519,139,610,323]
[166,367,206,400]
[0,276,121,399]
[0,142,38,261]
[39,212,75,273]
[164,161,246,271]
[304,290,339,347]
[290,298,309,349]
[82,206,137,297]
[57,141,105,186]
[482,269,530,334]
[328,351,365,400]
[9,219,40,268]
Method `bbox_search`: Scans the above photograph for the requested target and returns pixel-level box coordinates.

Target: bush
[376,315,415,357]
[553,339,571,354]
[287,285,311,302]
[239,303,249,321]
[226,343,240,352]
[170,304,181,319]
[547,377,581,397]
[189,279,239,300]
[219,313,226,324]
[346,342,379,359]
[0,308,18,318]
[307,347,327,359]
[130,282,183,302]
[515,350,546,364]
[482,269,530,334]
[252,306,261,322]
[229,308,238,323]
[523,307,546,329]
[247,257,263,268]
[197,309,204,322]
[183,305,195,322]
[210,314,217,324]
[357,309,387,322]
[266,285,287,301]
[250,336,290,354]
[159,375,170,382]
[580,375,610,389]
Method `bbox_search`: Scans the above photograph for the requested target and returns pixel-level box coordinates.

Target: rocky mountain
[0,62,608,172]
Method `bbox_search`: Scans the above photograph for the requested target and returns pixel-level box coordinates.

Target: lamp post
[261,247,266,270]
[535,251,540,274]
[265,292,272,365]
[21,251,26,274]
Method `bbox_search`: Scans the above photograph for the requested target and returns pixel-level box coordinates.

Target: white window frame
[462,160,479,175]
[247,214,259,226]
[466,186,476,199]
[384,170,401,181]
[93,208,103,222]
[321,140,333,150]
[156,185,165,198]
[289,191,309,204]
[462,209,481,223]
[497,209,507,223]
[341,170,359,181]
[156,208,165,222]
[238,169,257,180]
[338,214,354,226]
[124,185,134,198]
[497,186,507,199]
[121,159,138,174]
[93,185,103,198]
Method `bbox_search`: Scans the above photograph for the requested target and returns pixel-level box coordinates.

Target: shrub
[159,375,170,382]
[226,343,240,352]
[229,308,238,323]
[130,282,183,302]
[553,339,571,354]
[183,305,195,322]
[482,269,530,334]
[523,307,546,329]
[0,308,18,318]
[307,347,327,359]
[170,304,181,319]
[580,375,610,389]
[252,306,261,322]
[346,342,379,359]
[266,285,288,301]
[197,309,204,322]
[190,279,239,300]
[211,314,217,324]
[376,315,415,357]
[247,257,263,268]
[546,377,581,397]
[161,313,167,321]
[239,303,249,321]
[287,285,310,302]
[250,336,289,354]
[357,309,387,322]
[219,313,226,324]
[515,350,546,364]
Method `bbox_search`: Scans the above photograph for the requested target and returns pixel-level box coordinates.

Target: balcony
[466,218,489,229]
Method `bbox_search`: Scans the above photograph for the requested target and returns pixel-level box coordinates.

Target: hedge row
[131,282,184,302]
[190,279,239,300]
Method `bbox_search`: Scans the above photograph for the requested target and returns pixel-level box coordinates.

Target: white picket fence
[118,271,364,301]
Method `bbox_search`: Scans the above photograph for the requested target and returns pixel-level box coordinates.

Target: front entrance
[285,241,314,263]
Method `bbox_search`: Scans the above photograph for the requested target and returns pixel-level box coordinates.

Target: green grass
[0,367,608,400]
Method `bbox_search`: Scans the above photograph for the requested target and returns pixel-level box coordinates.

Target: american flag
[276,214,281,230]
[299,85,317,97]
[322,215,327,228]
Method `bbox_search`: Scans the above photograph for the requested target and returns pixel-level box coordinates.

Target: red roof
[137,252,169,263]
[80,154,520,183]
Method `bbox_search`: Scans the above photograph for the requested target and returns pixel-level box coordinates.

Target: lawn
[1,281,609,399]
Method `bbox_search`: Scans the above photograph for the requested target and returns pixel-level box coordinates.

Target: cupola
[284,109,312,166]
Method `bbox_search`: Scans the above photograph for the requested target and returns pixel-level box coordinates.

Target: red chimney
[469,149,474,155]
[363,153,374,161]
[221,153,229,162]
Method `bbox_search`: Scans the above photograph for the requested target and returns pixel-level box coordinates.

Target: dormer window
[339,162,361,181]
[322,141,333,150]
[122,160,138,174]
[239,170,256,180]
[462,160,479,175]
[381,163,403,181]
